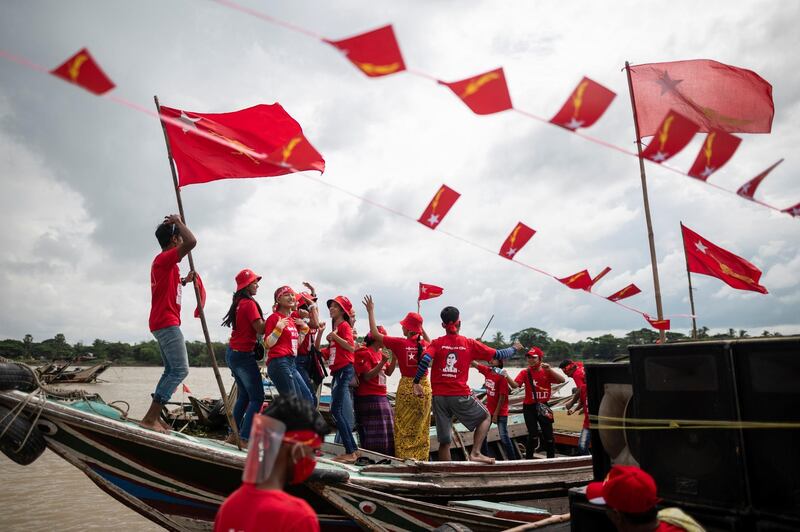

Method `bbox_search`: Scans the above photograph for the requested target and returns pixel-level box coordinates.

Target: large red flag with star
[159,104,324,187]
[641,110,699,163]
[687,130,742,180]
[737,159,783,199]
[50,48,115,95]
[549,77,616,131]
[441,68,512,115]
[418,282,444,301]
[558,270,594,290]
[326,25,406,78]
[629,60,774,138]
[607,283,641,302]
[418,185,460,229]
[498,223,536,260]
[681,223,767,294]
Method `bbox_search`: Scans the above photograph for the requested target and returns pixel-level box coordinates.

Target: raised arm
[164,214,197,260]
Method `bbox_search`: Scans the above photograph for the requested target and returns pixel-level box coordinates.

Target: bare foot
[139,420,170,434]
[158,419,172,432]
[469,453,496,464]
[333,452,360,463]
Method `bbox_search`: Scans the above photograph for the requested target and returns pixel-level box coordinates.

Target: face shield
[241,415,286,485]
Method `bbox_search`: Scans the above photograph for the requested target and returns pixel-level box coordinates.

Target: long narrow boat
[0,388,591,531]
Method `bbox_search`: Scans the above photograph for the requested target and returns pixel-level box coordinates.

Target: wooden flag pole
[479,314,495,342]
[153,96,242,450]
[625,61,667,344]
[680,223,699,339]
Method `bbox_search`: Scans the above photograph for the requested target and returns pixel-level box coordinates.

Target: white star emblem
[564,118,584,130]
[421,285,427,293]
[426,214,440,227]
[506,248,517,257]
[695,241,708,254]
[656,71,683,95]
[740,183,751,195]
[700,166,716,178]
[178,111,201,133]
[650,151,668,162]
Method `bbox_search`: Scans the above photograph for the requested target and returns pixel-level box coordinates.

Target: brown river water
[1,365,552,530]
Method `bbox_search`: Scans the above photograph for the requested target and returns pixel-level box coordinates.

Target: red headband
[274,285,295,302]
[284,430,322,449]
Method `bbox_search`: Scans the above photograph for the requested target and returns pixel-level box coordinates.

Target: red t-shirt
[427,334,496,396]
[354,347,387,397]
[229,298,263,352]
[514,366,559,404]
[149,247,182,332]
[571,363,590,429]
[265,311,299,360]
[382,335,428,379]
[291,311,316,356]
[214,483,319,532]
[475,365,509,417]
[327,321,355,372]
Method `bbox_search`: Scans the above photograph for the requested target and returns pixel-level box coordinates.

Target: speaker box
[629,342,748,509]
[584,362,639,481]
[732,337,800,521]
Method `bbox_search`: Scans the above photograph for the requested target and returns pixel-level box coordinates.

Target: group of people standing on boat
[144,214,586,464]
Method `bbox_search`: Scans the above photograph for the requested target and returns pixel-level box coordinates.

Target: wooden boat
[0,387,591,531]
[36,361,112,384]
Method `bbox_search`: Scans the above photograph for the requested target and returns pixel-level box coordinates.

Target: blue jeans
[151,326,189,405]
[267,356,314,404]
[481,416,520,460]
[226,347,265,441]
[294,354,317,406]
[331,364,357,454]
[578,427,591,455]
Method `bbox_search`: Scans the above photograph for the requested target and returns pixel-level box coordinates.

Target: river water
[1,365,564,531]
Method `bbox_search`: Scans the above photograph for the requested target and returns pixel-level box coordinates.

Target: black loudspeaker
[584,362,639,481]
[732,337,800,521]
[629,342,748,509]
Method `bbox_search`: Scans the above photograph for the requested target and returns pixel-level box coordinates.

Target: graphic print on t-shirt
[442,352,458,375]
[176,283,182,306]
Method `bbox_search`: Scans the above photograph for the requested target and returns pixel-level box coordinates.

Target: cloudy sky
[1,1,798,347]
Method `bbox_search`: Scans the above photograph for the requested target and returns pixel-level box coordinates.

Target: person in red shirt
[560,359,590,455]
[221,269,266,443]
[293,282,323,402]
[324,295,358,463]
[265,285,314,405]
[505,347,565,458]
[214,395,328,532]
[140,214,197,434]
[413,306,520,463]
[472,359,519,460]
[353,326,397,456]
[363,295,432,461]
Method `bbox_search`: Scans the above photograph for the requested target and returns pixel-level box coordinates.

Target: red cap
[586,465,660,513]
[526,346,544,358]
[365,325,387,343]
[235,269,262,291]
[399,312,424,335]
[295,292,315,306]
[326,295,353,316]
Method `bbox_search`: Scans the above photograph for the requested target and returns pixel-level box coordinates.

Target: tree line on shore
[0,326,787,367]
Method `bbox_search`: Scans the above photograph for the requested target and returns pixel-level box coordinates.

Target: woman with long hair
[325,295,358,463]
[362,295,432,460]
[265,285,314,404]
[353,326,396,456]
[221,269,266,442]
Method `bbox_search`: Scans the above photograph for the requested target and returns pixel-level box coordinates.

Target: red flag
[159,104,324,187]
[549,77,616,130]
[50,48,115,95]
[558,270,594,290]
[498,222,536,260]
[681,223,767,294]
[607,283,641,302]
[591,267,612,286]
[781,202,800,218]
[737,159,783,199]
[641,110,699,163]
[629,60,774,137]
[644,314,671,331]
[418,282,444,301]
[326,25,406,78]
[182,383,192,394]
[418,185,460,229]
[193,272,206,319]
[441,68,512,115]
[687,130,742,180]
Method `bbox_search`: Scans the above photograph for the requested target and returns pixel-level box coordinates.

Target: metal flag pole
[625,61,667,344]
[680,223,699,338]
[479,314,495,342]
[153,95,242,450]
